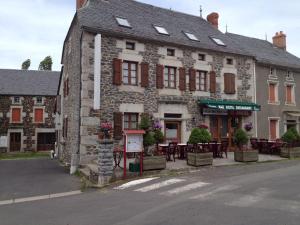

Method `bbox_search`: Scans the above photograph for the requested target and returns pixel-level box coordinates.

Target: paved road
[1,160,300,225]
[0,158,81,201]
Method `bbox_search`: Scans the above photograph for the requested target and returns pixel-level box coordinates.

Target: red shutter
[114,112,123,140]
[270,120,277,140]
[224,73,235,94]
[12,108,21,123]
[286,85,292,103]
[156,64,164,89]
[179,67,186,91]
[210,71,216,93]
[269,83,275,102]
[35,109,44,123]
[141,62,149,88]
[113,58,122,85]
[189,68,196,91]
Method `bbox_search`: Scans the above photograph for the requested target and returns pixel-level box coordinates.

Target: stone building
[58,0,259,173]
[0,69,60,152]
[227,32,300,139]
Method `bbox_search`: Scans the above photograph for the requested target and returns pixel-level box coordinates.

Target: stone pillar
[98,139,114,186]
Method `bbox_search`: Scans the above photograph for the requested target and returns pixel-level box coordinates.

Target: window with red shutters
[113,58,122,85]
[122,61,138,85]
[189,68,196,91]
[209,71,216,93]
[196,70,207,91]
[286,85,293,104]
[269,83,276,103]
[141,62,149,88]
[34,108,44,123]
[11,108,21,123]
[164,67,176,89]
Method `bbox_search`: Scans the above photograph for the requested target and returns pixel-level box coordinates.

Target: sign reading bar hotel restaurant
[0,136,7,148]
[206,104,260,111]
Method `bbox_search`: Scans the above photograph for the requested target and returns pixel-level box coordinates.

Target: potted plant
[187,127,213,167]
[98,122,112,140]
[281,128,300,158]
[234,128,258,162]
[141,117,166,171]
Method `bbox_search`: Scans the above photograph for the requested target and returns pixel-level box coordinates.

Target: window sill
[268,101,280,105]
[285,102,296,106]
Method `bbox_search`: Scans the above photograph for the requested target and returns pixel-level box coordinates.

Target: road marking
[161,181,210,196]
[191,185,240,200]
[134,179,185,192]
[226,188,272,207]
[114,177,159,190]
[0,190,82,206]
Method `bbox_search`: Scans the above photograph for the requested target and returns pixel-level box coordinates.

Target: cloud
[0,0,299,72]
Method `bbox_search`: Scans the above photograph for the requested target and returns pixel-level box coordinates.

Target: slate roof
[0,69,60,96]
[226,32,300,70]
[76,0,251,56]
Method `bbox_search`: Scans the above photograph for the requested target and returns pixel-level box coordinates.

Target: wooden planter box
[143,156,166,171]
[187,152,213,167]
[234,150,258,162]
[280,147,300,159]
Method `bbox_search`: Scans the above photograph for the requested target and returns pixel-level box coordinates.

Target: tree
[21,59,31,70]
[38,56,53,71]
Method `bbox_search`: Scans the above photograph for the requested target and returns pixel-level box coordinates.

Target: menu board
[0,136,8,148]
[126,134,143,153]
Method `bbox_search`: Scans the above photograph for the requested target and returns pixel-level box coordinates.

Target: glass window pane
[131,71,136,78]
[131,63,136,70]
[123,63,128,70]
[131,78,137,85]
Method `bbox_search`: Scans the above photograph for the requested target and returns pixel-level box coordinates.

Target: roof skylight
[210,37,226,46]
[184,32,199,41]
[154,25,169,35]
[116,17,131,28]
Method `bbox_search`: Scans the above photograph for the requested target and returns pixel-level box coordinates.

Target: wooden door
[165,122,181,143]
[10,133,21,152]
[37,133,56,151]
[210,116,219,140]
[270,120,277,140]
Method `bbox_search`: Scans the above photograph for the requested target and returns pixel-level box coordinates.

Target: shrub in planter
[289,128,300,141]
[281,128,300,158]
[188,128,212,144]
[281,129,297,144]
[234,128,249,150]
[187,128,213,166]
[139,114,151,131]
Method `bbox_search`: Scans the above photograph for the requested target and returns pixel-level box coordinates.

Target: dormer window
[287,70,293,77]
[116,17,131,28]
[126,42,135,50]
[198,54,206,61]
[210,37,226,46]
[167,48,175,56]
[184,32,199,41]
[154,25,169,35]
[226,58,233,65]
[270,67,276,75]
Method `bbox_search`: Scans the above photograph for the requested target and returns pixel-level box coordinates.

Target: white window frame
[268,117,280,140]
[285,82,296,105]
[267,81,280,105]
[153,25,169,35]
[115,17,131,28]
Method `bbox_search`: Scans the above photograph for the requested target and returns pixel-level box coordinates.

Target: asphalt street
[0,158,81,201]
[1,160,300,225]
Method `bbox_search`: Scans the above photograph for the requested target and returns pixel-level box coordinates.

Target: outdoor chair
[168,142,178,162]
[220,140,228,158]
[250,138,259,150]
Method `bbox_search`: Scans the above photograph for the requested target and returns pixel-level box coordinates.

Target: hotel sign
[207,104,260,111]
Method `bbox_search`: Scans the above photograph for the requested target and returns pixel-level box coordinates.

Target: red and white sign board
[123,130,145,178]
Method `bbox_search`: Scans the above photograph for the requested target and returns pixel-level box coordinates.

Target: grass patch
[0,152,49,160]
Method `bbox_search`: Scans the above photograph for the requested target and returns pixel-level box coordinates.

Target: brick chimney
[207,12,219,29]
[272,31,286,50]
[76,0,86,10]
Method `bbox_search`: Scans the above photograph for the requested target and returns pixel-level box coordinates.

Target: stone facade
[58,28,256,172]
[0,95,56,152]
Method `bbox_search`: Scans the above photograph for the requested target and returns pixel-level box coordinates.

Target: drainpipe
[253,61,258,137]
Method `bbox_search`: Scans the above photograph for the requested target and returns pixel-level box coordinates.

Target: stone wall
[0,95,56,152]
[77,33,255,165]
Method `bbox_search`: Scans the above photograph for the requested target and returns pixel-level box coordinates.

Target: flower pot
[143,155,166,171]
[234,149,258,162]
[187,152,213,167]
[280,147,300,159]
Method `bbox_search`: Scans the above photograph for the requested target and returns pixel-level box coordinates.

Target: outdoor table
[159,144,171,161]
[177,143,187,159]
[206,143,221,158]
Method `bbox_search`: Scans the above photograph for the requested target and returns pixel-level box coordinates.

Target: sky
[0,0,300,71]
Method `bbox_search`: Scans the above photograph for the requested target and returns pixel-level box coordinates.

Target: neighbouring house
[0,69,60,153]
[227,32,300,140]
[58,0,259,173]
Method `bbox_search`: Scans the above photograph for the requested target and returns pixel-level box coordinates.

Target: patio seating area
[158,141,228,162]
